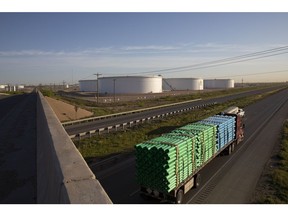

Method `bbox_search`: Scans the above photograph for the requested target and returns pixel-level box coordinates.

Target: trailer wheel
[195,174,201,188]
[228,145,232,155]
[231,143,235,152]
[176,189,184,204]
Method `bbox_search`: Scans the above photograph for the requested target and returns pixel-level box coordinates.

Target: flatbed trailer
[136,107,245,204]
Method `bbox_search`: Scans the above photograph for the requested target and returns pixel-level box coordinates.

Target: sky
[1,2,288,85]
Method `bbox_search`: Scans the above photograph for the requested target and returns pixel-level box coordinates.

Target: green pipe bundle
[135,115,236,193]
[135,116,230,193]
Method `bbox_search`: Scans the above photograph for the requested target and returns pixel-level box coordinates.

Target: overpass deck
[0,92,111,204]
[0,93,37,203]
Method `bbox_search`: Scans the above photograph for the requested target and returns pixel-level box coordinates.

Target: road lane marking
[129,189,140,197]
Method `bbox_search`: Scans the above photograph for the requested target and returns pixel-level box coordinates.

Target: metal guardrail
[62,98,202,127]
[69,101,217,139]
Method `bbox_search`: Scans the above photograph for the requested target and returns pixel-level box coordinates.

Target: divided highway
[64,86,284,138]
[91,87,288,204]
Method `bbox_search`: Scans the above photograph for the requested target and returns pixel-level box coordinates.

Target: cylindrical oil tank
[204,79,234,89]
[163,78,203,91]
[99,76,162,94]
[0,85,7,89]
[79,80,97,92]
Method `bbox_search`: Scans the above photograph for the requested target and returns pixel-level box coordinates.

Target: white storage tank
[163,78,203,91]
[204,79,234,89]
[79,80,97,92]
[99,76,162,94]
[17,85,25,89]
[0,84,7,89]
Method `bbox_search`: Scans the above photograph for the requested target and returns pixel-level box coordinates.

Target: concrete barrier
[37,91,112,204]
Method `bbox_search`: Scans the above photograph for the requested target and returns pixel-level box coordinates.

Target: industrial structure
[79,76,162,94]
[79,79,98,92]
[79,76,235,94]
[99,76,162,94]
[0,84,25,92]
[204,79,234,89]
[0,84,8,90]
[163,78,203,91]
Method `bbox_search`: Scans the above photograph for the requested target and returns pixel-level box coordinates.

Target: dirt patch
[45,96,93,122]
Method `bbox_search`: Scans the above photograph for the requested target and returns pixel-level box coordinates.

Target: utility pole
[94,73,102,103]
[113,79,116,103]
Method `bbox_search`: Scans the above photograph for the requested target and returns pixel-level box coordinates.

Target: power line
[208,69,288,79]
[78,74,95,80]
[157,51,288,75]
[127,45,288,75]
[76,45,288,80]
[79,72,118,81]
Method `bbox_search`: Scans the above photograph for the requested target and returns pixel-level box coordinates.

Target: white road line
[129,189,140,197]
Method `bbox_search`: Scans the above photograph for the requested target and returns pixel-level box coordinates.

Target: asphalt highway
[186,87,288,204]
[65,86,284,136]
[0,94,28,121]
[0,93,37,203]
[93,87,288,204]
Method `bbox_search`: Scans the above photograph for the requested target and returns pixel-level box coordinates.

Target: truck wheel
[231,143,235,152]
[228,145,232,155]
[195,174,201,188]
[176,189,184,204]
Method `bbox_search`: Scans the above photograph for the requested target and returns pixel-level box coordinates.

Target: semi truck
[135,106,245,204]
